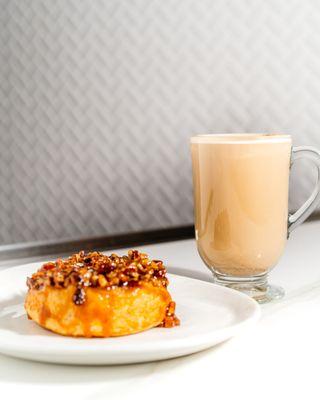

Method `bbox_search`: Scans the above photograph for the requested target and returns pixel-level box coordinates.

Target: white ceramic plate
[0,263,260,365]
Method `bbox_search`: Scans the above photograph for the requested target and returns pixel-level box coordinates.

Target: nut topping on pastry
[25,250,180,337]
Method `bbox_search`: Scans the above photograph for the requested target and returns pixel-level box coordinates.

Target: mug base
[212,272,284,304]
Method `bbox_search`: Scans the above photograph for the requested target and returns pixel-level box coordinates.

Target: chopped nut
[73,287,86,305]
[98,274,108,288]
[159,302,180,328]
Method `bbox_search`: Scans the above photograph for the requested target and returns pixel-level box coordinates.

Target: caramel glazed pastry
[25,250,180,337]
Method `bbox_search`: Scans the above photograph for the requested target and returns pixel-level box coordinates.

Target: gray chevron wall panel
[1,0,320,244]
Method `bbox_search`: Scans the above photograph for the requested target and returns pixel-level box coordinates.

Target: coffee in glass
[191,134,320,302]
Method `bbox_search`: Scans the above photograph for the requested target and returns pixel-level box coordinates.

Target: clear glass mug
[190,134,320,303]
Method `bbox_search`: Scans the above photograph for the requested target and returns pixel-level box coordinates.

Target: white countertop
[1,221,320,400]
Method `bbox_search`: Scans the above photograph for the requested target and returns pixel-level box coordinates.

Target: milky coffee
[191,134,292,277]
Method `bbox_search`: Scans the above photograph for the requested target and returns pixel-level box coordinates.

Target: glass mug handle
[288,146,320,235]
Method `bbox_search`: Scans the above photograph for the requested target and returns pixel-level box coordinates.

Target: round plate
[0,262,260,365]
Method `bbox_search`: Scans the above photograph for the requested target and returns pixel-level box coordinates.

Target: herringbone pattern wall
[1,0,320,244]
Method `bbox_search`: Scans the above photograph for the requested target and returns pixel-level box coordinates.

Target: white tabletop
[1,221,320,400]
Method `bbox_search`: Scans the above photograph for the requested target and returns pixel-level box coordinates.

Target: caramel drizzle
[159,301,180,328]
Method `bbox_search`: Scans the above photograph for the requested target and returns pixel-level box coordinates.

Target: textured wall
[1,0,320,244]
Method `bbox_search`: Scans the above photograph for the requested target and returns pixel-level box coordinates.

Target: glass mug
[190,133,320,303]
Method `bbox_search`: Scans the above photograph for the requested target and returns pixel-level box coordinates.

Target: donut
[25,250,179,337]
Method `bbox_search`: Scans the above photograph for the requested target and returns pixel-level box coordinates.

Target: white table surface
[1,221,320,400]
